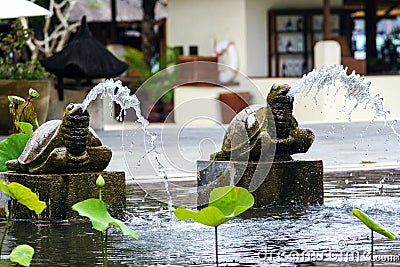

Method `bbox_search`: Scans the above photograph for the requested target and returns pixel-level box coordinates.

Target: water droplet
[80,78,173,209]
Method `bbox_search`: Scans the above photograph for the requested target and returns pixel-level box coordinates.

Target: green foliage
[9,89,40,132]
[0,60,50,80]
[124,46,152,83]
[14,122,34,136]
[381,28,400,71]
[352,209,396,240]
[174,186,254,227]
[72,198,138,240]
[123,46,179,103]
[8,95,25,105]
[174,186,254,266]
[28,88,40,98]
[0,133,30,172]
[9,244,34,267]
[73,176,138,266]
[0,180,47,215]
[0,179,45,263]
[0,20,50,80]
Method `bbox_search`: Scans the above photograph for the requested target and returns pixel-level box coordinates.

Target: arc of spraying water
[81,79,173,209]
[288,64,400,138]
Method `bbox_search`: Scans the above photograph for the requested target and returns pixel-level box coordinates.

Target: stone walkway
[1,120,399,179]
[98,120,400,180]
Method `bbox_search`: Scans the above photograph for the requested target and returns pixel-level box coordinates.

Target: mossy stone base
[0,171,126,221]
[197,160,323,208]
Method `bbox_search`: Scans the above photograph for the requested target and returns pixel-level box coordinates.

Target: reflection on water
[3,168,400,266]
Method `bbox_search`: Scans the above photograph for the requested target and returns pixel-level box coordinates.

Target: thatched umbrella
[41,16,128,100]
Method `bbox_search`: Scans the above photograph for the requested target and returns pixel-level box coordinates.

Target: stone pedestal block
[0,171,126,221]
[197,160,323,208]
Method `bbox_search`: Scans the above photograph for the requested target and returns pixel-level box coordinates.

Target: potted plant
[120,46,178,122]
[0,20,52,134]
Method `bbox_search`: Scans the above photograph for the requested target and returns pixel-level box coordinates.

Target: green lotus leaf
[352,209,396,240]
[174,206,231,227]
[10,244,34,266]
[16,102,39,131]
[0,180,46,215]
[72,198,139,240]
[15,122,34,135]
[0,133,30,172]
[28,88,40,98]
[8,95,25,105]
[174,186,254,227]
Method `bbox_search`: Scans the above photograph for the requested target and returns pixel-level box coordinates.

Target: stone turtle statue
[6,103,112,174]
[210,84,314,161]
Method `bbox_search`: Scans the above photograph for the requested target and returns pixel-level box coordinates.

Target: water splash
[288,64,400,138]
[82,79,173,209]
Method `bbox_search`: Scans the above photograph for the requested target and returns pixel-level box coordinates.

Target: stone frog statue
[6,103,112,174]
[210,84,314,161]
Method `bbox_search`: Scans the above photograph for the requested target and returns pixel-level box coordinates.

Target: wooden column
[110,0,117,43]
[323,0,331,40]
[365,0,378,59]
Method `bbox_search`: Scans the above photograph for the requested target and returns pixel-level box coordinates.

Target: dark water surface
[3,168,400,266]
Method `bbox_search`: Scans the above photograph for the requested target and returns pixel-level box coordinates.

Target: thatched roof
[69,0,167,23]
[41,16,128,79]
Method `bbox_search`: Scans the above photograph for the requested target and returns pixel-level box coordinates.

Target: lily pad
[0,133,30,172]
[14,122,34,135]
[0,180,46,215]
[10,244,34,266]
[174,186,254,227]
[352,209,396,240]
[72,198,138,240]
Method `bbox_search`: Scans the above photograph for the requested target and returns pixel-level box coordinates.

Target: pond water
[2,168,400,266]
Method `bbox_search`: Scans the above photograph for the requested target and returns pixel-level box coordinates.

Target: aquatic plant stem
[101,230,108,267]
[371,229,374,263]
[0,200,14,256]
[215,226,219,267]
[105,229,108,261]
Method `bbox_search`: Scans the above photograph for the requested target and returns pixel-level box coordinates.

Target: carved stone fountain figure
[198,84,323,208]
[6,103,112,174]
[210,84,315,162]
[1,104,124,221]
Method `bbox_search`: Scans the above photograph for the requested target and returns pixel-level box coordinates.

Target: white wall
[244,0,343,77]
[168,0,343,77]
[252,75,400,123]
[174,75,400,126]
[167,0,247,74]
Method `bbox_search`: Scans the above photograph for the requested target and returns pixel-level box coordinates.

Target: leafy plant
[123,46,179,103]
[9,88,41,132]
[380,28,400,71]
[0,180,46,266]
[9,244,35,267]
[0,87,39,172]
[72,175,138,266]
[352,209,396,262]
[0,133,30,172]
[174,186,254,266]
[0,20,50,80]
[124,46,152,83]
